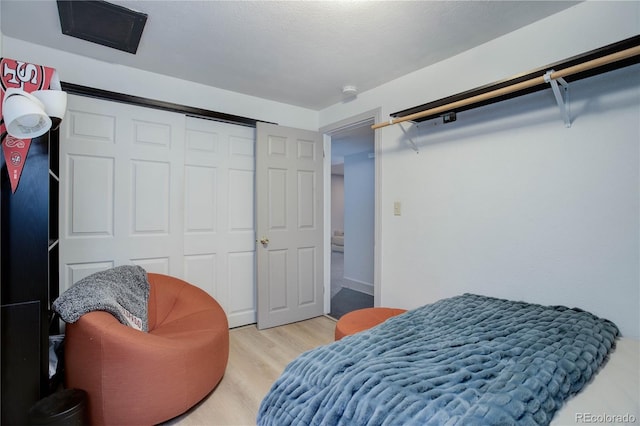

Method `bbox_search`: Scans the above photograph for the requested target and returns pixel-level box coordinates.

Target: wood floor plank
[162,315,336,426]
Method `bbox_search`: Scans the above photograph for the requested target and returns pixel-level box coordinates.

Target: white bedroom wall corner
[318,2,640,338]
[0,37,320,131]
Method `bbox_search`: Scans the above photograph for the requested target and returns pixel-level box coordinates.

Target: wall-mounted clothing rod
[373,35,640,130]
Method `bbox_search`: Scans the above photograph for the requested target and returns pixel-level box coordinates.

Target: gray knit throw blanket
[53,265,150,331]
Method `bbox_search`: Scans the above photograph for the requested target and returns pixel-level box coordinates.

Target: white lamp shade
[31,90,67,119]
[3,88,52,139]
[32,90,67,130]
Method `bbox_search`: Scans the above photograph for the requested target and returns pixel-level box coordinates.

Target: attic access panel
[57,1,147,54]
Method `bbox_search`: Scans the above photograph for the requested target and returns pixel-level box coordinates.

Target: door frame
[320,108,382,312]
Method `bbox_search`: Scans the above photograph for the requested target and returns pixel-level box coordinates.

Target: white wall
[0,37,318,131]
[343,152,375,294]
[321,1,640,338]
[331,174,344,233]
[381,69,638,335]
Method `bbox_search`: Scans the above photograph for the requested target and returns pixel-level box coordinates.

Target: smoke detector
[342,85,358,99]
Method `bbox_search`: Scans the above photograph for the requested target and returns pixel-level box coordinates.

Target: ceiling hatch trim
[376,35,640,130]
[57,0,148,55]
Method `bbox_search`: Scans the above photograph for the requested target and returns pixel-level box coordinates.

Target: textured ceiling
[1,1,579,110]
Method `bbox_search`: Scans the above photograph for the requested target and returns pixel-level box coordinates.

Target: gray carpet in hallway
[329,287,373,320]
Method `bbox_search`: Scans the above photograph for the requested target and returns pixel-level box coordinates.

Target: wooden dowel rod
[373,44,640,130]
[372,75,545,129]
[550,45,640,80]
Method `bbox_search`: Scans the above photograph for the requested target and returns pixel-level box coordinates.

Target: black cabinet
[1,131,59,425]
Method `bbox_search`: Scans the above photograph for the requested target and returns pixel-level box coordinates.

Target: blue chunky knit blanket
[258,293,619,425]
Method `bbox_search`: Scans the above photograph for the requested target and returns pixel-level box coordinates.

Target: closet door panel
[59,97,257,328]
[183,117,256,328]
[60,95,185,289]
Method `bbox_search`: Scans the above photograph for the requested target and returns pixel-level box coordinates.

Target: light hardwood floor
[162,315,336,426]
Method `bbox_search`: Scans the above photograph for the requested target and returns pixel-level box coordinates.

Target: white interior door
[183,117,256,328]
[256,122,324,329]
[59,94,185,289]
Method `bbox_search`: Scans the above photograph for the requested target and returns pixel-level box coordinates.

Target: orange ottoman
[335,307,407,340]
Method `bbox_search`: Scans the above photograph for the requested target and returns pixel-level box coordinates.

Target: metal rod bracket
[399,122,419,153]
[544,70,571,128]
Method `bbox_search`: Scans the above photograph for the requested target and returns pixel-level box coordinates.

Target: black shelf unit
[1,130,59,425]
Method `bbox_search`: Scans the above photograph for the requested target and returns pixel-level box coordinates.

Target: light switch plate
[394,201,401,216]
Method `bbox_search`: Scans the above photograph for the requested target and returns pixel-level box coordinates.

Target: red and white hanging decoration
[0,58,61,193]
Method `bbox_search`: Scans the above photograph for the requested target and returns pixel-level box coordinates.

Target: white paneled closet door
[60,95,185,289]
[59,95,257,328]
[183,117,256,328]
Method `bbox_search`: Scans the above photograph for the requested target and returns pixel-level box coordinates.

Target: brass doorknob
[259,237,269,245]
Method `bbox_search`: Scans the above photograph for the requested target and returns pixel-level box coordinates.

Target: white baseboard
[342,277,374,296]
[228,310,256,328]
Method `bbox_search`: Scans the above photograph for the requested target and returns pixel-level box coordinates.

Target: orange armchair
[64,273,229,425]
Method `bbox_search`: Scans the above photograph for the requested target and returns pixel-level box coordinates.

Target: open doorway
[328,122,375,319]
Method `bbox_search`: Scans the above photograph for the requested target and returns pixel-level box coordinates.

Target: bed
[257,293,638,425]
